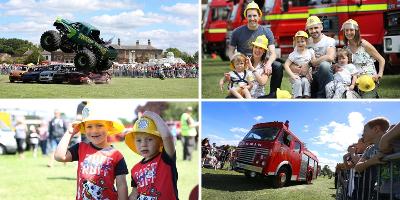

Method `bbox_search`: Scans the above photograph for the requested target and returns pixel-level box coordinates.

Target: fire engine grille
[237,146,269,164]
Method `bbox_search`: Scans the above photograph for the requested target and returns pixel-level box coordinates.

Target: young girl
[284,31,316,98]
[29,125,39,158]
[325,48,359,98]
[219,53,253,99]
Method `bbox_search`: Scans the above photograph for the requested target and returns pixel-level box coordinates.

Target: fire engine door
[290,140,302,181]
[300,153,309,180]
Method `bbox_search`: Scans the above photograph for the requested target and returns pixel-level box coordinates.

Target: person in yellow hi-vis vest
[180,106,198,161]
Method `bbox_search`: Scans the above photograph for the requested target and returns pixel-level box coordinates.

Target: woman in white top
[247,35,271,98]
[342,19,384,98]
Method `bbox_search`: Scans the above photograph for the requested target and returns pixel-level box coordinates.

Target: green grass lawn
[0,140,199,200]
[202,57,400,98]
[202,168,336,200]
[0,75,198,98]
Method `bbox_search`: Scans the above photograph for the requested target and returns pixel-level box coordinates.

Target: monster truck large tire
[74,50,97,72]
[96,59,113,72]
[60,36,74,53]
[40,30,61,52]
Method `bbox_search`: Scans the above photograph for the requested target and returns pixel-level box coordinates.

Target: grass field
[0,140,199,200]
[0,75,198,98]
[202,57,400,98]
[202,168,336,200]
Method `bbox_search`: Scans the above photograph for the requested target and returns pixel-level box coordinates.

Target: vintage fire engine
[234,121,319,188]
[202,0,233,60]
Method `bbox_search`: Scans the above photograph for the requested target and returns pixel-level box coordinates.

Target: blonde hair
[230,53,247,70]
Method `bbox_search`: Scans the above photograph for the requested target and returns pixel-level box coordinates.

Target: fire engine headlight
[385,38,393,51]
[255,160,259,164]
[262,161,266,166]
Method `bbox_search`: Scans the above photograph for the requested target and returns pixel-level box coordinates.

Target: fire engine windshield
[243,127,280,141]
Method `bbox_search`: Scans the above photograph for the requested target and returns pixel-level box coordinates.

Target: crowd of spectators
[201,138,236,170]
[0,63,15,75]
[335,118,400,200]
[111,63,198,78]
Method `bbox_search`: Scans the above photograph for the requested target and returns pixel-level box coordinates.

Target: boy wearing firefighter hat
[125,111,178,200]
[227,1,283,98]
[54,105,129,200]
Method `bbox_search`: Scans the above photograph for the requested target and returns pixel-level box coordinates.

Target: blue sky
[0,0,198,54]
[202,101,400,169]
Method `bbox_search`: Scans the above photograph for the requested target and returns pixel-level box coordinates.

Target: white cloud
[229,127,249,133]
[92,11,164,29]
[254,115,263,121]
[312,112,365,152]
[0,0,136,12]
[310,150,319,157]
[206,134,240,146]
[318,156,338,171]
[366,108,372,112]
[161,3,198,16]
[303,124,309,133]
[234,134,244,139]
[0,21,52,33]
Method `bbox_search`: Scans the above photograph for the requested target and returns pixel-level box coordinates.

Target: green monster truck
[40,17,117,72]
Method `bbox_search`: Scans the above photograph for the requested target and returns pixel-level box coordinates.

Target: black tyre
[96,59,112,72]
[273,167,290,188]
[74,50,97,71]
[40,30,61,51]
[60,36,74,53]
[244,171,256,178]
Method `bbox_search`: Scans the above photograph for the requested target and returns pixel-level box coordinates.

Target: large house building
[42,39,163,64]
[111,39,163,64]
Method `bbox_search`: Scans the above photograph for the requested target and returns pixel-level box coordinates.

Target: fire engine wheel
[273,168,289,188]
[244,171,256,178]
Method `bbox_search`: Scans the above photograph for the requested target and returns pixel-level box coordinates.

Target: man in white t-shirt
[305,16,336,98]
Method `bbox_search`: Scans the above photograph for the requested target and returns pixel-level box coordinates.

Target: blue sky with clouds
[202,101,400,169]
[0,0,198,54]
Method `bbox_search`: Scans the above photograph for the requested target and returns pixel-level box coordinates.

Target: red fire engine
[202,0,233,60]
[220,0,398,71]
[234,121,319,188]
[383,0,400,73]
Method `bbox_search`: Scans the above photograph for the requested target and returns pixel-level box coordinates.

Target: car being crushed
[40,17,117,72]
[52,64,76,83]
[68,71,111,84]
[38,64,65,83]
[21,66,49,83]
